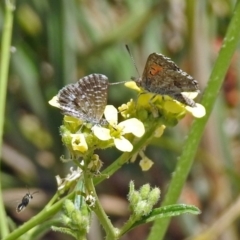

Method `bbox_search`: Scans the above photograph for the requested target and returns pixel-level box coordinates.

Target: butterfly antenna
[31,191,39,195]
[125,45,141,78]
[109,81,128,85]
[109,45,139,86]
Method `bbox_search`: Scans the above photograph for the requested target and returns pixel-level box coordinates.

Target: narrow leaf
[130,204,200,232]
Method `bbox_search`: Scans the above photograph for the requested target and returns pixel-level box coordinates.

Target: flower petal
[186,103,206,118]
[182,91,199,99]
[66,167,82,181]
[92,125,111,140]
[114,137,133,152]
[118,118,145,137]
[49,96,61,108]
[125,81,141,91]
[56,175,63,188]
[104,105,118,125]
[71,133,88,153]
[139,157,154,171]
[138,93,155,108]
[64,115,82,124]
[163,101,185,113]
[154,125,166,138]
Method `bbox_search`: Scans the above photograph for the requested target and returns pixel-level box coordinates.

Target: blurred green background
[1,0,240,239]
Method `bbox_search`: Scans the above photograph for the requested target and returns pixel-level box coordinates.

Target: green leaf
[51,226,78,239]
[128,204,200,233]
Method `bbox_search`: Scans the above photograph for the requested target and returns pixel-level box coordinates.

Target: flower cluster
[124,81,206,121]
[117,81,206,170]
[49,96,145,155]
[52,199,90,239]
[49,79,205,171]
[128,181,160,219]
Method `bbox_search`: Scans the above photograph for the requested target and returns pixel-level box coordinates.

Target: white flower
[92,105,145,152]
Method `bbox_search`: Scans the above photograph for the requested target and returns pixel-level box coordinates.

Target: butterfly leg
[170,93,197,107]
[136,92,159,118]
[149,95,159,118]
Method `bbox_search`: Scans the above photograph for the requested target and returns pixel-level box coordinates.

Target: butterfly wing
[139,53,199,95]
[134,53,199,107]
[58,74,108,124]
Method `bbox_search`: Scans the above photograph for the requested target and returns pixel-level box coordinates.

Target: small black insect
[16,189,39,213]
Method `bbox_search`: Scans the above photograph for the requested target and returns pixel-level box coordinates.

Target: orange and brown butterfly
[132,52,200,107]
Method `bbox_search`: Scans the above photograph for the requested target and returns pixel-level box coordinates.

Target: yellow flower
[71,133,88,153]
[118,99,136,119]
[139,157,154,171]
[154,125,166,138]
[92,105,145,152]
[64,115,82,125]
[87,154,103,173]
[125,81,141,91]
[125,81,206,119]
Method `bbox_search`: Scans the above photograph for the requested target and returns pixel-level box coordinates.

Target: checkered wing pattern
[57,74,108,125]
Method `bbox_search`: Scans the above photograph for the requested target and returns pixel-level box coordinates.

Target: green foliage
[1,0,240,240]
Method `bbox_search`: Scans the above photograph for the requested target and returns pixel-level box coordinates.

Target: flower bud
[63,199,75,215]
[148,187,161,206]
[139,184,150,200]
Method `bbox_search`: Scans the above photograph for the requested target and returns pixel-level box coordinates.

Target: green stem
[85,174,116,240]
[90,123,159,238]
[0,1,15,237]
[27,219,62,240]
[44,192,59,209]
[118,215,136,237]
[3,191,75,240]
[83,123,159,239]
[148,1,240,240]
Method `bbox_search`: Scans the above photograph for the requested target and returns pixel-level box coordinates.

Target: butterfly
[57,74,108,125]
[132,53,200,107]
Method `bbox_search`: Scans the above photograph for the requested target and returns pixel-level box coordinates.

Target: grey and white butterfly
[57,74,109,125]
